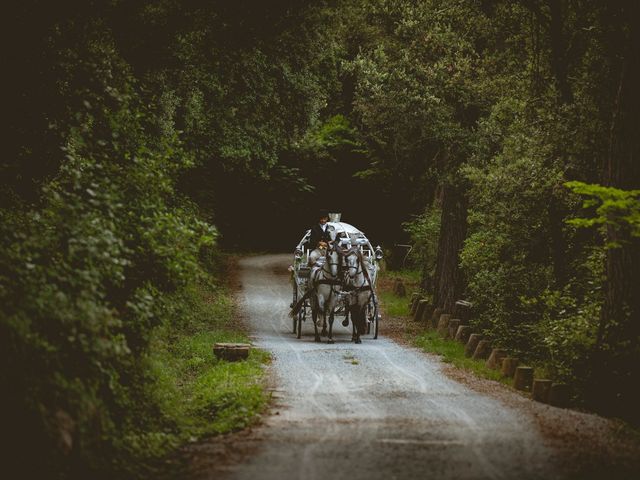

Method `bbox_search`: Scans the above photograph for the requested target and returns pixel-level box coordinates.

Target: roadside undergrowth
[126,254,270,477]
[378,269,510,387]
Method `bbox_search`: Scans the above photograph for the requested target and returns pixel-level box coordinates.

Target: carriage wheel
[292,289,298,334]
[366,301,379,339]
[296,304,304,339]
[373,310,379,339]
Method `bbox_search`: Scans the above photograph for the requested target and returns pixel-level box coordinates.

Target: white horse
[291,245,342,343]
[338,244,375,344]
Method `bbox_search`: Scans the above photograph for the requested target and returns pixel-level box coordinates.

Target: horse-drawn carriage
[290,213,383,343]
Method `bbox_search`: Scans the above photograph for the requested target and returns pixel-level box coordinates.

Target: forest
[2,0,639,477]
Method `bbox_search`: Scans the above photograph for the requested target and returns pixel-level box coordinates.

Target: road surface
[203,254,559,480]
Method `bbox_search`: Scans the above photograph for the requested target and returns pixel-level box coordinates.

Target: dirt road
[189,253,562,480]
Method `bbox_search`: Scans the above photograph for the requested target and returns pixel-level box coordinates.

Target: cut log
[414,299,430,322]
[447,319,461,339]
[453,300,473,324]
[532,379,553,403]
[430,307,444,329]
[513,366,534,392]
[437,314,452,336]
[464,334,483,357]
[454,325,472,343]
[213,343,251,361]
[472,339,492,360]
[393,279,407,297]
[549,383,571,407]
[486,348,507,370]
[501,357,519,377]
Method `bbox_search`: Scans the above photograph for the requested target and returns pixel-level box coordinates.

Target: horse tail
[290,289,314,317]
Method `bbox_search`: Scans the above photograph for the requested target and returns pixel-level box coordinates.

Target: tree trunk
[591,2,640,423]
[433,182,468,312]
[548,0,573,104]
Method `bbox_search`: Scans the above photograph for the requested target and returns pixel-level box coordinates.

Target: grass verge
[120,254,270,477]
[414,330,510,386]
[378,268,510,386]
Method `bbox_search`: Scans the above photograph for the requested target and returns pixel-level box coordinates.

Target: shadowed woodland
[2,0,639,477]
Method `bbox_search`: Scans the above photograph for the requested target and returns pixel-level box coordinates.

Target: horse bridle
[335,245,374,293]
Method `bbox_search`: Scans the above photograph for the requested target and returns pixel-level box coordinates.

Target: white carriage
[290,213,383,340]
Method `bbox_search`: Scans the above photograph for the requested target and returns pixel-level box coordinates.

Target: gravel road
[193,253,559,480]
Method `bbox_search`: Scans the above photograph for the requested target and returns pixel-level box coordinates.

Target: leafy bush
[0,21,216,478]
[402,207,441,288]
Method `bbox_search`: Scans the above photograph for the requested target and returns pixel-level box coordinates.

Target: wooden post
[501,357,519,377]
[437,314,451,336]
[409,293,420,315]
[414,299,429,322]
[430,307,444,329]
[513,366,534,392]
[486,348,507,370]
[393,279,407,297]
[532,379,552,403]
[447,319,461,339]
[213,343,251,361]
[549,383,571,407]
[454,325,471,343]
[464,334,483,357]
[453,300,473,325]
[420,304,435,324]
[472,340,492,360]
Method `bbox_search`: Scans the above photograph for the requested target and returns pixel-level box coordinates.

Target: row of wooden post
[409,293,570,407]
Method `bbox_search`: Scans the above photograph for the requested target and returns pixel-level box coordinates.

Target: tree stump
[513,366,534,392]
[472,339,492,360]
[454,325,471,343]
[549,383,571,407]
[532,379,552,403]
[414,299,430,322]
[447,319,461,339]
[437,314,451,336]
[393,279,407,297]
[430,307,444,329]
[453,300,473,324]
[464,334,483,357]
[486,348,507,370]
[213,343,251,361]
[501,357,519,377]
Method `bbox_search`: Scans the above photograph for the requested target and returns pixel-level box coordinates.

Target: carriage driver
[308,209,334,249]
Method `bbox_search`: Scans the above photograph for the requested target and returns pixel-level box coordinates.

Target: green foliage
[402,207,441,281]
[131,278,269,464]
[0,13,223,478]
[565,181,640,247]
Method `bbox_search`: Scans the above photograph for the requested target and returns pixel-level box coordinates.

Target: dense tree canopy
[2,0,639,477]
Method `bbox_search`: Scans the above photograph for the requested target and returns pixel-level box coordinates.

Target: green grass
[378,289,412,317]
[376,270,513,387]
[414,330,510,385]
[377,268,421,317]
[123,262,270,468]
[382,268,422,285]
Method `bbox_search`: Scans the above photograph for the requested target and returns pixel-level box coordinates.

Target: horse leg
[327,312,335,344]
[351,308,357,342]
[353,308,364,344]
[321,312,328,337]
[312,307,321,343]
